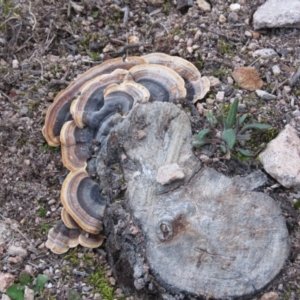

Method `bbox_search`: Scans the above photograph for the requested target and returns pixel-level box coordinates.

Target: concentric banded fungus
[129,64,186,102]
[143,52,210,102]
[78,232,105,248]
[81,77,151,129]
[61,208,79,229]
[45,220,80,254]
[43,57,147,146]
[61,169,106,234]
[60,121,95,171]
[70,69,129,129]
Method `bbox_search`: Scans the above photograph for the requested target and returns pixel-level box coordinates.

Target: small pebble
[216,91,225,102]
[219,14,227,24]
[253,48,277,58]
[245,30,252,38]
[256,90,277,100]
[128,36,139,44]
[228,12,239,23]
[229,3,241,11]
[12,59,19,69]
[272,65,281,76]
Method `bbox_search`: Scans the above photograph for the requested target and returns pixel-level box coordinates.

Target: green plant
[6,272,49,300]
[192,98,271,158]
[38,206,46,217]
[41,143,60,152]
[87,266,125,300]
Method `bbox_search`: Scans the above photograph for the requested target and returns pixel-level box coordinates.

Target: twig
[122,5,130,25]
[34,58,44,80]
[28,2,37,31]
[249,56,262,67]
[0,16,20,27]
[0,90,12,101]
[272,78,288,94]
[289,65,300,87]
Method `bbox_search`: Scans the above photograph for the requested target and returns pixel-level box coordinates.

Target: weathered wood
[98,102,290,299]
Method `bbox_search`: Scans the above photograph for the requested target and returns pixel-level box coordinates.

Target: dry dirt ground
[1,0,300,299]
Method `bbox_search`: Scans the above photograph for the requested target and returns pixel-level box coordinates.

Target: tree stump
[98,102,290,299]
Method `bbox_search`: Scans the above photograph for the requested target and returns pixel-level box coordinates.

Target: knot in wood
[157,220,173,242]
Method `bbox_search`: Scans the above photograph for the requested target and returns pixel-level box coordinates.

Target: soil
[1,0,300,299]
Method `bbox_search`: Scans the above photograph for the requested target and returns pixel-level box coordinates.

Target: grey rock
[260,124,300,188]
[256,89,277,100]
[99,102,289,299]
[253,0,300,30]
[228,11,239,23]
[253,48,277,58]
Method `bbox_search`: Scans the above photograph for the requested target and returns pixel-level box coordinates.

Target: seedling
[192,98,271,158]
[6,272,49,300]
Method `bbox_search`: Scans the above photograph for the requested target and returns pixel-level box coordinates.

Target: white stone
[197,0,211,11]
[208,76,221,87]
[259,124,300,188]
[156,163,185,185]
[253,0,300,30]
[255,90,277,100]
[245,30,252,37]
[0,222,9,245]
[229,3,241,11]
[253,48,277,57]
[24,286,34,300]
[1,295,11,300]
[216,91,225,102]
[227,76,234,85]
[272,65,281,76]
[12,59,19,69]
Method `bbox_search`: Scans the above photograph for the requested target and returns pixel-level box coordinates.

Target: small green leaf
[192,129,211,148]
[236,133,251,141]
[220,144,227,153]
[33,274,49,292]
[67,289,82,300]
[238,114,248,126]
[92,11,99,18]
[6,284,25,300]
[225,98,239,129]
[195,129,211,139]
[19,272,32,286]
[206,111,217,127]
[236,148,253,156]
[240,123,271,133]
[222,129,236,149]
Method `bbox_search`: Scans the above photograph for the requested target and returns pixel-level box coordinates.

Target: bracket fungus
[42,53,289,298]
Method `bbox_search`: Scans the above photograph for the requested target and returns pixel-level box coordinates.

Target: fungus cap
[43,57,147,146]
[70,69,129,129]
[60,121,94,171]
[61,169,106,234]
[79,232,105,248]
[129,64,186,103]
[143,52,210,102]
[45,221,80,254]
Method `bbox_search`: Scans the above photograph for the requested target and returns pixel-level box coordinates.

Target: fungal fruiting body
[43,53,210,254]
